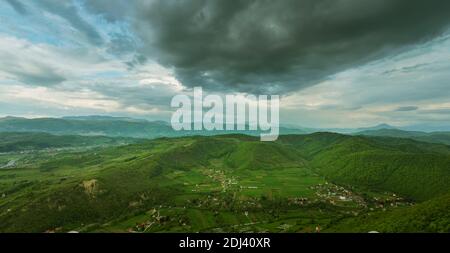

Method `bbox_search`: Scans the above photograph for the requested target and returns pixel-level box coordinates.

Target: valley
[0,132,448,232]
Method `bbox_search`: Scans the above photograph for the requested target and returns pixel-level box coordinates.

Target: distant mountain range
[319,123,397,134]
[355,128,450,146]
[61,115,150,122]
[0,116,310,139]
[0,116,175,139]
[1,116,450,143]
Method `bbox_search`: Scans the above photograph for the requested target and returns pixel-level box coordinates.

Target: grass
[0,132,449,232]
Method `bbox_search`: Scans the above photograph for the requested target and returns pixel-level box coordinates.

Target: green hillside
[0,116,175,139]
[0,132,141,152]
[327,193,450,232]
[0,132,449,232]
[281,133,450,201]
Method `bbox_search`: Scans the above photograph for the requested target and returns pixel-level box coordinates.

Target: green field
[0,132,449,232]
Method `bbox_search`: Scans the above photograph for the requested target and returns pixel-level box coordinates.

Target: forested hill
[0,132,449,232]
[279,133,450,201]
[0,132,141,152]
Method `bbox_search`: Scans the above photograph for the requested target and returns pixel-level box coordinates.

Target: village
[128,168,415,233]
[308,182,414,211]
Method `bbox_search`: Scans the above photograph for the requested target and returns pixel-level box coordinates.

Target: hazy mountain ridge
[356,128,450,146]
[3,116,450,139]
[0,116,176,139]
[0,116,310,138]
[0,132,142,153]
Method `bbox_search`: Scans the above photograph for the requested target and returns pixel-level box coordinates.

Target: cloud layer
[1,0,450,128]
[129,0,450,93]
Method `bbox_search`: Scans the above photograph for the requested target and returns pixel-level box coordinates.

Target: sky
[1,0,450,128]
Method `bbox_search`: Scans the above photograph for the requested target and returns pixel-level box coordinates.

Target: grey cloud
[418,109,450,115]
[105,32,147,69]
[395,106,419,112]
[107,32,138,56]
[317,104,362,111]
[9,67,66,86]
[4,0,450,127]
[0,40,67,86]
[35,0,103,45]
[128,0,450,94]
[382,63,430,75]
[81,0,132,23]
[5,0,28,15]
[87,81,176,111]
[125,54,147,69]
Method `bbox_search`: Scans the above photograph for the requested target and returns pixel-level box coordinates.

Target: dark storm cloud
[130,0,450,94]
[8,0,450,95]
[5,0,28,15]
[395,106,419,112]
